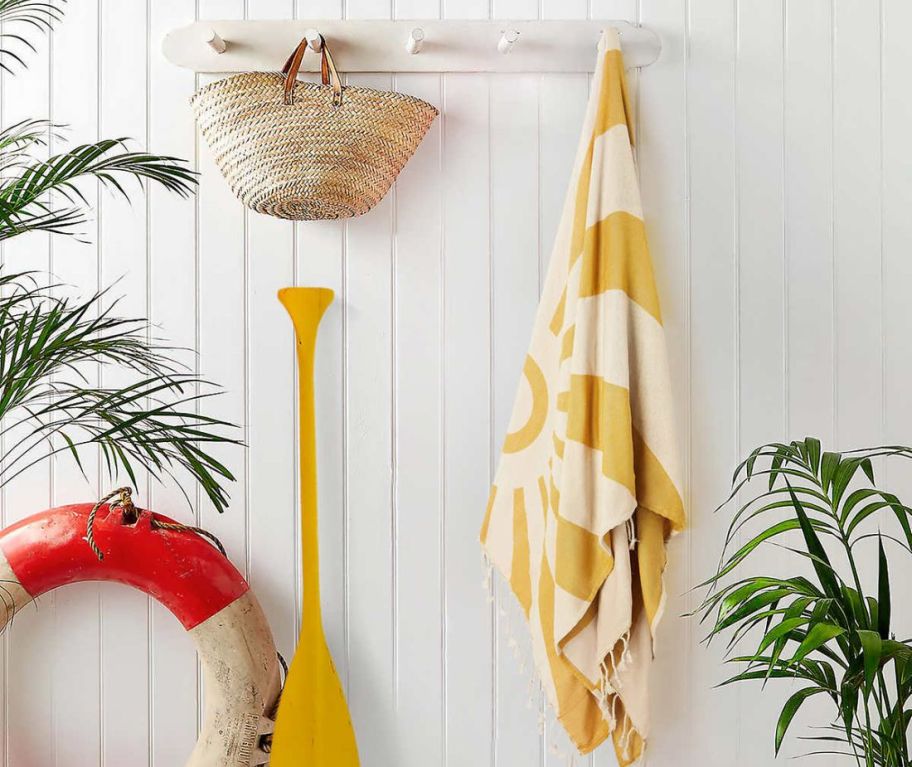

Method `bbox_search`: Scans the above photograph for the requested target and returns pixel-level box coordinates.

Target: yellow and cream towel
[480,30,685,765]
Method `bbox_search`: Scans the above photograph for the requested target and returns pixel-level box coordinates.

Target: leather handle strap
[281,39,308,101]
[282,35,343,106]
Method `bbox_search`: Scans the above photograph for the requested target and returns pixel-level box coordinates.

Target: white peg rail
[162,20,662,73]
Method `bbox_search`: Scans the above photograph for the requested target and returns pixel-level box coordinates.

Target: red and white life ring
[0,502,281,766]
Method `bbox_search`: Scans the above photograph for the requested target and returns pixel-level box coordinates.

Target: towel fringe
[626,516,637,550]
[600,630,632,690]
[619,714,634,761]
[618,631,633,676]
[487,581,577,766]
[595,629,641,751]
[596,660,618,731]
[482,554,644,763]
[482,554,495,604]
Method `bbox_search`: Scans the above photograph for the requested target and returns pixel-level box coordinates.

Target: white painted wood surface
[1,1,909,765]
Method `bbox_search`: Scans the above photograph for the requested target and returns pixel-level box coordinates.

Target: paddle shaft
[283,287,328,629]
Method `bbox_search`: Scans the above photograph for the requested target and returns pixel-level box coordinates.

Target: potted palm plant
[0,0,238,511]
[699,438,912,766]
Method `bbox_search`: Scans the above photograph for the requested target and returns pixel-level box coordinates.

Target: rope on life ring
[86,486,227,560]
[0,493,282,767]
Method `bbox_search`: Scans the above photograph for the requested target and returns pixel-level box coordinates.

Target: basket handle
[282,35,343,107]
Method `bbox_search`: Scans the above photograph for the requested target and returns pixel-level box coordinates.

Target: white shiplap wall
[1,1,910,765]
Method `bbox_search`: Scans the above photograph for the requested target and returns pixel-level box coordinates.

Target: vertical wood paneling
[2,9,53,766]
[297,0,343,18]
[250,0,294,16]
[734,1,788,761]
[443,0,488,18]
[543,0,588,20]
[591,0,638,20]
[493,0,537,19]
[833,0,883,450]
[245,0,296,650]
[882,0,912,638]
[490,71,542,767]
[346,0,393,20]
[148,2,201,764]
[393,71,445,767]
[482,8,542,767]
[537,79,587,285]
[686,1,739,765]
[49,0,102,763]
[196,0,247,569]
[344,70,397,767]
[98,2,152,761]
[342,9,397,765]
[785,0,835,442]
[737,1,785,451]
[395,0,439,18]
[246,0,298,686]
[442,73,494,767]
[3,4,910,766]
[390,11,445,767]
[47,0,102,684]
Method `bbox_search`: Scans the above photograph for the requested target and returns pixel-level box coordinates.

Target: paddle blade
[269,636,359,765]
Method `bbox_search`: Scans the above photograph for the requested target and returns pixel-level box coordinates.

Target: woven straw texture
[191,73,438,220]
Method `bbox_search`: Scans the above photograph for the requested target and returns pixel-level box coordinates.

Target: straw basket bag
[191,36,439,220]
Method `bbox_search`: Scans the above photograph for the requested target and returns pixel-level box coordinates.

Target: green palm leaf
[0,138,196,240]
[776,688,827,754]
[0,276,238,513]
[698,438,912,765]
[0,0,64,74]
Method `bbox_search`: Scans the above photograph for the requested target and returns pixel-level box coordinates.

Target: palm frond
[0,0,64,74]
[0,118,52,154]
[0,0,62,26]
[698,437,912,766]
[0,138,197,240]
[0,273,239,513]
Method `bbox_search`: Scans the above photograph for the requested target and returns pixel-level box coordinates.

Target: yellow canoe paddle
[272,287,360,766]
